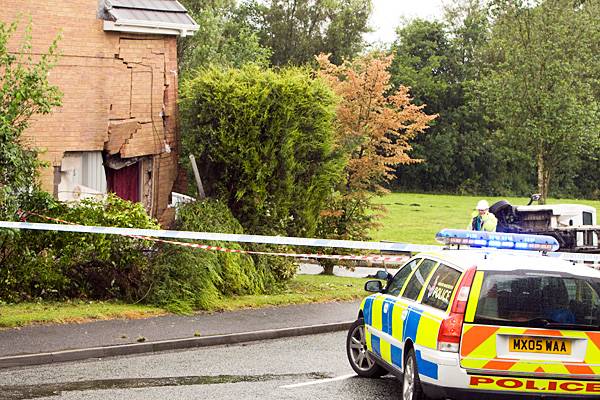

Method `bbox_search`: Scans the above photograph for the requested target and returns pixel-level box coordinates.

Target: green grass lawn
[0,301,166,329]
[370,192,600,245]
[0,275,368,328]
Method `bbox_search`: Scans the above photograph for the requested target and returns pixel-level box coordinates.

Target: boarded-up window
[58,152,107,201]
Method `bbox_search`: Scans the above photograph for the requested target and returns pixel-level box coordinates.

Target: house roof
[103,0,199,37]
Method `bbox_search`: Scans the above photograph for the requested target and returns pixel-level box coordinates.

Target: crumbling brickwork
[1,0,180,224]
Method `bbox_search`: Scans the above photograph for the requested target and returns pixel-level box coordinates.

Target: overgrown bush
[0,194,159,302]
[180,65,345,238]
[0,194,297,311]
[147,199,296,313]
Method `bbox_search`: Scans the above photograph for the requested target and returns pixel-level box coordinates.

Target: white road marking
[280,373,355,389]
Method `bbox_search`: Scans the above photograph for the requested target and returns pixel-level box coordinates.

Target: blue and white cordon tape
[0,221,439,253]
[0,221,599,264]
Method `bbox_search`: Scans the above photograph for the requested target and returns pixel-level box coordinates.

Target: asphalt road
[0,332,402,400]
[299,263,400,277]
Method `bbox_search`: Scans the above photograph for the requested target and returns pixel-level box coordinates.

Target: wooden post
[189,154,206,199]
[52,159,62,199]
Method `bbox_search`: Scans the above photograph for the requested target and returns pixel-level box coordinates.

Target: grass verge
[370,192,600,244]
[0,274,369,328]
[214,274,369,311]
[0,301,166,329]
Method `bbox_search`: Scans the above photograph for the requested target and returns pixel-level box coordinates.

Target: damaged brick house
[0,0,198,224]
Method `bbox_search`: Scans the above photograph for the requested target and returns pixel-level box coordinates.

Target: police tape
[14,211,410,262]
[133,236,412,263]
[0,219,432,263]
[0,220,440,253]
[548,251,600,263]
[1,219,600,264]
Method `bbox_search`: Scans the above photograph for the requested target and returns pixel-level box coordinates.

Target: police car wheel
[346,318,386,378]
[402,349,426,400]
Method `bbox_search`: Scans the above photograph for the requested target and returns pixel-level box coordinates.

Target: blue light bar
[435,229,559,252]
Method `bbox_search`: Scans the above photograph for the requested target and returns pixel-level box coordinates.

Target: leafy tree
[0,20,62,218]
[316,52,435,272]
[387,7,528,196]
[476,0,600,203]
[389,19,464,192]
[180,65,345,237]
[570,141,600,199]
[178,0,271,74]
[243,0,372,66]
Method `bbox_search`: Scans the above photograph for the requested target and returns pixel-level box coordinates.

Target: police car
[346,229,600,399]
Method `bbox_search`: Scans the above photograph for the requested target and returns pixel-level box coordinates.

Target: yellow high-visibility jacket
[469,211,497,232]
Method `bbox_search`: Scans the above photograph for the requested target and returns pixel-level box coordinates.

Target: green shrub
[0,194,297,310]
[146,199,296,313]
[180,65,345,238]
[0,194,159,302]
[146,246,223,313]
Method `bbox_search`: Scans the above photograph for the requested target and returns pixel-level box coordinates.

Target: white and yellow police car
[346,229,600,400]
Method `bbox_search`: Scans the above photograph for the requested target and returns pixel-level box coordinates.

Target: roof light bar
[435,229,559,252]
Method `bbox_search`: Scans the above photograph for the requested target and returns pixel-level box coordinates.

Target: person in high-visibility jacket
[469,199,497,232]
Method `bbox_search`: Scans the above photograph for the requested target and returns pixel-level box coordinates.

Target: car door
[364,258,421,368]
[399,259,439,346]
[398,260,464,382]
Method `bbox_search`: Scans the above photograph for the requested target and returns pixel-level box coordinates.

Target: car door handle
[401,309,408,321]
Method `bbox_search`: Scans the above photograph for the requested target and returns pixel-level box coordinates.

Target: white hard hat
[476,200,489,210]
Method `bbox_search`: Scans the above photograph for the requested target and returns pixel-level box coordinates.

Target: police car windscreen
[473,271,600,330]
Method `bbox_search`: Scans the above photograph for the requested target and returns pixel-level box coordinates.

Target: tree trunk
[320,259,335,275]
[542,170,550,205]
[537,152,550,204]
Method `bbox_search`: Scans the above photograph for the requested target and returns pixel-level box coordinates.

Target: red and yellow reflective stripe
[460,325,499,357]
[461,324,600,375]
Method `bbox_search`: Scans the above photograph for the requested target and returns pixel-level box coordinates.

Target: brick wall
[1,0,180,224]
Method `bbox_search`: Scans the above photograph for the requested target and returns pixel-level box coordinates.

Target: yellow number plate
[510,337,571,355]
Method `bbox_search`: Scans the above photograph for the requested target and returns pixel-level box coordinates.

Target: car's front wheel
[346,318,386,378]
[402,348,426,400]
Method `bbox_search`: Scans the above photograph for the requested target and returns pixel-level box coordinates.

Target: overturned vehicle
[490,195,600,253]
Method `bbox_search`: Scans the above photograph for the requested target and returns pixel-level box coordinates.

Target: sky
[365,0,446,45]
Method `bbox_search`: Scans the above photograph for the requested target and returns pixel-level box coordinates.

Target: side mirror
[375,270,391,281]
[364,280,383,293]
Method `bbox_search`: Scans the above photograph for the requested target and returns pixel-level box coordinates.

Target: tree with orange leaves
[315,52,435,273]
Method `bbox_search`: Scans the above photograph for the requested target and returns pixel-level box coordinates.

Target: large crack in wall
[105,38,168,159]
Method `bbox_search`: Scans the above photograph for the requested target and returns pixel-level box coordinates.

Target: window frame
[420,263,462,312]
[400,258,439,302]
[471,270,600,329]
[384,257,422,297]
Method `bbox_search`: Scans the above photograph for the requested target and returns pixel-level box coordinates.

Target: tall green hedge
[180,65,345,237]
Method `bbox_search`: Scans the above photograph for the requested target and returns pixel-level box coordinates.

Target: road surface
[0,331,403,400]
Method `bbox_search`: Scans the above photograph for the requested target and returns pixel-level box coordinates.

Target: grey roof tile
[111,8,196,25]
[104,0,198,33]
[108,0,186,13]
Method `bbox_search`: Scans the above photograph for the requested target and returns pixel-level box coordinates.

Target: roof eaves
[104,19,198,37]
[102,0,198,37]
